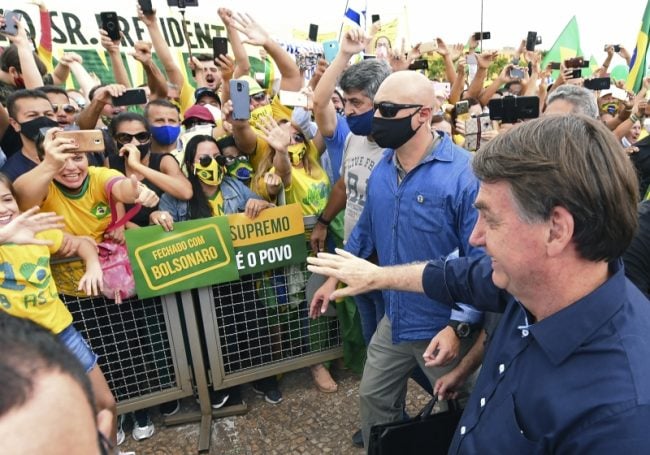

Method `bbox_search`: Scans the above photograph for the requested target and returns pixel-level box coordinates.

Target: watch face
[457,322,471,338]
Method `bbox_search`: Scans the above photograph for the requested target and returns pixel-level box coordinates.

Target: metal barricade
[52,259,194,414]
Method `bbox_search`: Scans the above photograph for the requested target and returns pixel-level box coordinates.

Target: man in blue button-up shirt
[308,114,650,453]
[311,69,483,450]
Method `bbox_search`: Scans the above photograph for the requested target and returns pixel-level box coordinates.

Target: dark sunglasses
[114,131,152,145]
[373,102,423,118]
[51,103,77,114]
[197,154,227,167]
[250,92,266,102]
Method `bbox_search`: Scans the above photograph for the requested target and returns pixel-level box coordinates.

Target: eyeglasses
[51,103,77,114]
[197,154,227,167]
[250,92,266,102]
[114,131,152,145]
[373,102,423,118]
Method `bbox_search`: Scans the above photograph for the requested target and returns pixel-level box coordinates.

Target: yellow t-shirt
[284,166,330,216]
[41,167,125,243]
[208,190,225,216]
[0,229,73,334]
[179,79,196,118]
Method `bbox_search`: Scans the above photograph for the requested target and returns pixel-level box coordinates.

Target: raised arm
[76,84,126,130]
[130,41,168,100]
[218,8,251,78]
[99,28,130,87]
[3,18,44,88]
[435,38,463,84]
[230,12,302,91]
[257,117,292,188]
[467,51,497,101]
[58,53,96,100]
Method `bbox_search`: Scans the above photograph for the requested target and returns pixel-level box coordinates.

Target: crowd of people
[2,2,650,454]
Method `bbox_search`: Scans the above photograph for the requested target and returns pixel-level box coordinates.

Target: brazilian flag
[626,0,650,93]
[541,16,583,77]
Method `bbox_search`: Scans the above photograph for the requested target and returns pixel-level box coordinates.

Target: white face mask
[203,104,222,123]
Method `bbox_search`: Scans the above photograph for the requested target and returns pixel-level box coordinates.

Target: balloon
[611,64,629,81]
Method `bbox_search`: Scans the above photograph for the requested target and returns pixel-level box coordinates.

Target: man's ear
[546,205,574,257]
[8,117,20,133]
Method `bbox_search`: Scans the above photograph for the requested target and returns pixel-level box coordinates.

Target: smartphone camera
[237,82,243,91]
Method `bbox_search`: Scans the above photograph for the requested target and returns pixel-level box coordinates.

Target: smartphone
[112,88,147,106]
[308,24,319,42]
[408,60,429,70]
[473,31,491,40]
[166,0,199,6]
[549,62,561,70]
[433,81,451,97]
[419,41,438,54]
[0,10,22,36]
[279,90,308,108]
[509,67,526,79]
[323,40,339,63]
[138,0,154,15]
[100,12,120,41]
[363,55,376,60]
[610,86,629,101]
[570,69,582,79]
[564,57,584,68]
[55,130,105,153]
[371,14,380,24]
[604,44,622,52]
[230,79,250,120]
[526,31,537,52]
[213,37,228,60]
[455,100,470,120]
[584,77,611,91]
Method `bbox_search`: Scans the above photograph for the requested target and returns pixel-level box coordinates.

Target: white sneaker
[116,415,126,446]
[132,420,155,441]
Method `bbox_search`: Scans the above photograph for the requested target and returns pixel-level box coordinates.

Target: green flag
[582,55,599,78]
[626,0,650,93]
[541,16,583,71]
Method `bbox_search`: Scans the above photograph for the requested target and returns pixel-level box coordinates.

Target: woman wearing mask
[152,135,283,406]
[254,117,338,393]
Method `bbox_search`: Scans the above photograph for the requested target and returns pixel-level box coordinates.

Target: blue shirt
[345,133,481,343]
[0,150,36,181]
[422,256,650,454]
[322,114,350,184]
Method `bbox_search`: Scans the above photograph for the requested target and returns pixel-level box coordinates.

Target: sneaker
[209,390,230,409]
[352,428,364,448]
[159,399,180,417]
[132,410,155,441]
[116,414,126,446]
[252,382,283,405]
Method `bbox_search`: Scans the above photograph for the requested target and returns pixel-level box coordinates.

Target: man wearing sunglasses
[40,85,77,129]
[311,69,483,449]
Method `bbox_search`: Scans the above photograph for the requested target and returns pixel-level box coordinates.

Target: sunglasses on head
[51,103,77,114]
[114,131,151,145]
[250,92,266,102]
[373,102,423,118]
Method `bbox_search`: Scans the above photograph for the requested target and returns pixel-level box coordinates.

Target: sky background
[205,0,649,67]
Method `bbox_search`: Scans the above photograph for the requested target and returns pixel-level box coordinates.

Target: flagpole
[339,0,351,41]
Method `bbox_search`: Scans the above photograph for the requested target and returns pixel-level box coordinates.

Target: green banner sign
[124,205,307,298]
[125,217,238,298]
[228,204,307,274]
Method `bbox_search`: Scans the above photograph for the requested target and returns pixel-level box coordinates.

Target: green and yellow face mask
[226,156,254,183]
[194,156,225,186]
[288,143,306,166]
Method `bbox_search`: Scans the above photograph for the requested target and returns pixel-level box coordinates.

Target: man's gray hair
[339,59,392,102]
[546,85,599,119]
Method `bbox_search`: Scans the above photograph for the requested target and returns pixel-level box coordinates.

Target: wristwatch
[448,320,473,339]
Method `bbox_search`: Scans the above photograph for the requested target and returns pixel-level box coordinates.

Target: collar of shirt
[393,132,444,182]
[528,259,625,366]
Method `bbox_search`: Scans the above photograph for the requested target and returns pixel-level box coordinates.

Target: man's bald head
[374,71,435,108]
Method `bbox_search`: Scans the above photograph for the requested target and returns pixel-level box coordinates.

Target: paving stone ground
[118,367,432,455]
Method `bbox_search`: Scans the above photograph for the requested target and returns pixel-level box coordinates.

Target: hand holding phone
[54,130,105,153]
[279,90,309,108]
[0,10,22,37]
[213,37,228,60]
[509,67,526,79]
[112,89,147,106]
[100,12,120,41]
[138,0,154,15]
[473,31,491,40]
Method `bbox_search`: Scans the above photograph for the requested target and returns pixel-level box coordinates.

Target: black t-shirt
[107,152,171,226]
[623,200,650,297]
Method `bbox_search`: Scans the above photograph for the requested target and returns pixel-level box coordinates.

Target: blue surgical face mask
[346,109,374,136]
[150,125,181,145]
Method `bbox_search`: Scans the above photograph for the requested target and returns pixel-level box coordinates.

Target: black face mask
[136,143,150,159]
[371,109,423,150]
[19,116,59,142]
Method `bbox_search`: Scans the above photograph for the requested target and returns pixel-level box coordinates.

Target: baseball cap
[194,87,221,105]
[239,75,265,95]
[182,105,215,125]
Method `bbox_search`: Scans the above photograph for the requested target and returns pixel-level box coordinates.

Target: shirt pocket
[472,393,538,453]
[408,191,444,233]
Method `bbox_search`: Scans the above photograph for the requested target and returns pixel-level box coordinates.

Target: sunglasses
[114,131,151,145]
[291,132,306,144]
[373,102,423,118]
[51,103,77,114]
[197,154,227,167]
[250,92,267,102]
